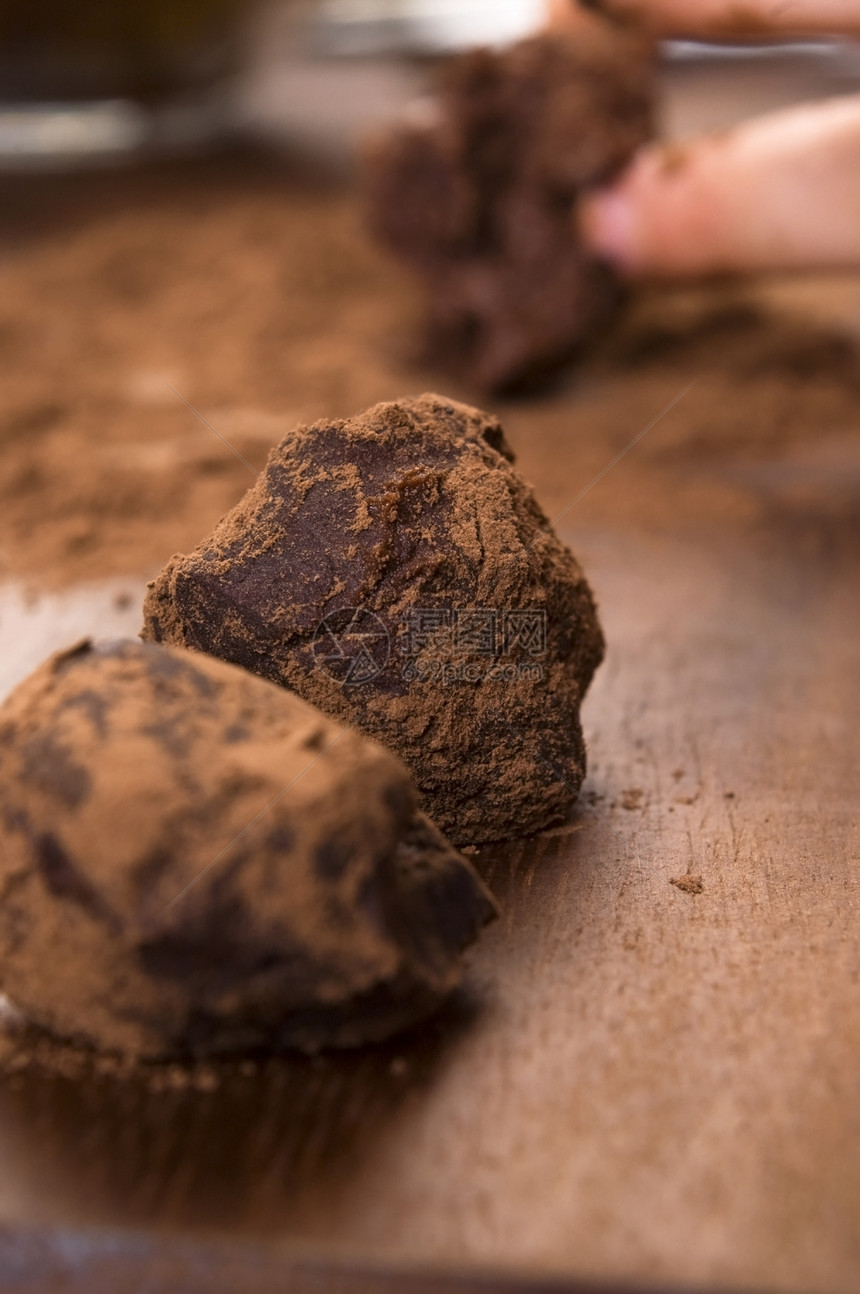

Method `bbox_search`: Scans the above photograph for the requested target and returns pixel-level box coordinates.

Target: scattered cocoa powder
[0,638,495,1058]
[670,873,704,896]
[0,160,858,590]
[0,158,417,589]
[142,394,605,844]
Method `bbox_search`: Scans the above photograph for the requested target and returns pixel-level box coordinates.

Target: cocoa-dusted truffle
[0,638,495,1058]
[364,24,654,392]
[143,394,605,843]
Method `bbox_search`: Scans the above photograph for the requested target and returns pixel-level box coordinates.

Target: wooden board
[0,44,858,1294]
[0,332,857,1294]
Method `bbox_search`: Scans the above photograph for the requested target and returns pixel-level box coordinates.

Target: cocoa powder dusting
[0,639,495,1059]
[142,394,605,844]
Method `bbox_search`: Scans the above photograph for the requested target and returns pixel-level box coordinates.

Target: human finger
[547,0,860,39]
[579,95,860,275]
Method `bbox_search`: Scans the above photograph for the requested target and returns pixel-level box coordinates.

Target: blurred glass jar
[0,0,254,100]
[0,0,256,165]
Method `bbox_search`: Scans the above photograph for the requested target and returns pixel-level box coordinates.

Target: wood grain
[0,418,857,1294]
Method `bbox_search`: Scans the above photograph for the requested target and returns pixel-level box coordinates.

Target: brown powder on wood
[670,873,704,895]
[0,161,859,590]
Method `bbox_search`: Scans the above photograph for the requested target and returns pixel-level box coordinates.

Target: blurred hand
[548,0,860,39]
[549,1,860,275]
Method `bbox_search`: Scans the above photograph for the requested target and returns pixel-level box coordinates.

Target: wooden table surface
[0,300,857,1294]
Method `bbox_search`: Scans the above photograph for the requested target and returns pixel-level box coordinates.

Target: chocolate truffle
[143,394,605,844]
[364,24,655,392]
[0,638,496,1058]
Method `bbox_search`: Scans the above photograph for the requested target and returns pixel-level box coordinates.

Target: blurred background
[1,0,860,166]
[0,0,543,166]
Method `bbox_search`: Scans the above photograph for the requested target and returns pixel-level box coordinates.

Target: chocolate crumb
[670,873,704,896]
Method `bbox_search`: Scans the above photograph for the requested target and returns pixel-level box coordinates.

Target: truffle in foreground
[0,639,495,1059]
[143,394,605,844]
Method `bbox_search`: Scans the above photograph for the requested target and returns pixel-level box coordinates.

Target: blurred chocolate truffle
[0,638,495,1058]
[364,23,654,392]
[143,394,605,843]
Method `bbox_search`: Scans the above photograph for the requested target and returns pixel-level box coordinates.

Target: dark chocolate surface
[143,394,605,843]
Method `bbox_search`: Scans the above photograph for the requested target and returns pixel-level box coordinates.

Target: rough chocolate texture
[142,394,605,843]
[364,25,655,393]
[0,638,496,1058]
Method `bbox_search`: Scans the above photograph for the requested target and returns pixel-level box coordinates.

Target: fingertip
[581,146,722,277]
[579,187,640,274]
